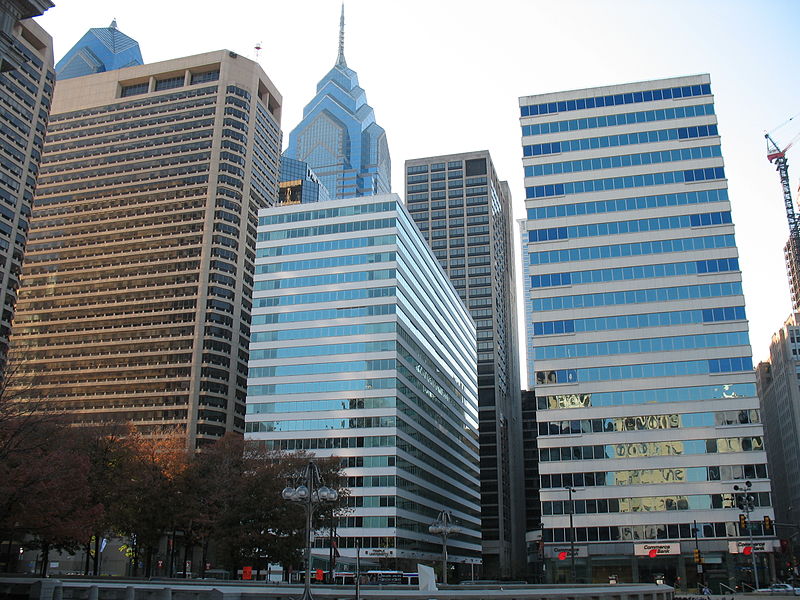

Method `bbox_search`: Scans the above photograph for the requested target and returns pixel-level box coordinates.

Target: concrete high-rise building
[55,20,143,80]
[404,151,523,577]
[756,315,800,538]
[0,0,53,365]
[246,194,481,574]
[520,75,774,586]
[284,7,390,200]
[9,50,283,449]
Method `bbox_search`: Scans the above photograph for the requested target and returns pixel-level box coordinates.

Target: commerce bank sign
[634,543,680,557]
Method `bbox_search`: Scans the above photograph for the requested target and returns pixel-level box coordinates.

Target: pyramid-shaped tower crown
[55,20,143,80]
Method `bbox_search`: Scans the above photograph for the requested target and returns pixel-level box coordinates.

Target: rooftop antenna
[254,41,262,60]
[109,18,117,28]
[336,4,347,67]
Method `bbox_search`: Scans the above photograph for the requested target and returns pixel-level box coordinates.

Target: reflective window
[540,383,756,410]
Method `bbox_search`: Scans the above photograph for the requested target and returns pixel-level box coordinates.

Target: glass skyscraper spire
[284,7,390,200]
[55,20,143,80]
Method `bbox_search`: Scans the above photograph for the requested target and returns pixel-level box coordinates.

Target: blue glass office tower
[278,155,331,205]
[284,8,390,199]
[246,194,480,574]
[55,20,142,80]
[521,75,774,586]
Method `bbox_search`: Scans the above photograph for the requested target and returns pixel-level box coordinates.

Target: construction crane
[766,123,800,310]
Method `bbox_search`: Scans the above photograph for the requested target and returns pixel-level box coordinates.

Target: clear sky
[35,0,800,370]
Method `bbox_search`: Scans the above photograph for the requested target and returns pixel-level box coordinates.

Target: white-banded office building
[246,194,481,574]
[520,75,774,587]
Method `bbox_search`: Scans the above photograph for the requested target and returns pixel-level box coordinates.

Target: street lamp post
[281,461,339,600]
[566,487,577,582]
[734,480,759,590]
[429,510,459,585]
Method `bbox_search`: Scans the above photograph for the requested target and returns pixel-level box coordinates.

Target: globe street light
[429,510,459,585]
[282,461,339,600]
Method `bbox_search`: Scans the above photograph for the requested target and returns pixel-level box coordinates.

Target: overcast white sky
[35,0,800,370]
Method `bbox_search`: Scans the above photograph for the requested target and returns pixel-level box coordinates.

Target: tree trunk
[144,545,153,578]
[200,540,208,579]
[39,543,49,577]
[84,542,91,576]
[93,535,100,576]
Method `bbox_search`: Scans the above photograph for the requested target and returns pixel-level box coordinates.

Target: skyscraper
[278,156,331,205]
[521,75,774,586]
[55,20,143,80]
[246,194,481,574]
[0,0,53,364]
[756,315,800,537]
[284,7,390,200]
[9,50,283,449]
[404,151,523,577]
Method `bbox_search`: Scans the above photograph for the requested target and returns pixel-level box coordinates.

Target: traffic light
[764,515,774,534]
[693,549,702,563]
[739,513,747,532]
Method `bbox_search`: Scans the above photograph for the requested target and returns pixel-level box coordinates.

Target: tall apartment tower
[246,194,481,573]
[521,75,773,586]
[9,50,283,449]
[284,8,390,200]
[404,151,523,578]
[0,1,53,365]
[756,315,800,538]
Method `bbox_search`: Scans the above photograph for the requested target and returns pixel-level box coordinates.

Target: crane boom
[766,132,800,310]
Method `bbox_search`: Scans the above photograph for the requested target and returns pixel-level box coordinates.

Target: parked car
[756,583,800,595]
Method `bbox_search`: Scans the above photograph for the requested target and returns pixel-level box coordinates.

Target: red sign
[315,569,324,581]
[242,566,253,580]
[742,546,753,556]
[648,548,658,558]
[557,551,568,561]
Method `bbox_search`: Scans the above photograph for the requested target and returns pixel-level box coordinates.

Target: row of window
[258,201,394,226]
[524,124,719,157]
[248,358,396,379]
[247,415,396,433]
[257,217,395,242]
[533,331,750,361]
[521,103,715,136]
[520,83,711,117]
[247,395,396,415]
[526,167,726,199]
[530,257,739,288]
[253,267,394,291]
[526,188,727,220]
[529,234,735,265]
[540,436,763,462]
[528,211,732,242]
[543,492,770,516]
[543,521,770,544]
[535,356,753,385]
[532,305,746,336]
[247,377,395,397]
[539,409,760,436]
[526,145,721,177]
[251,321,395,343]
[531,281,743,312]
[542,463,766,491]
[253,286,395,309]
[255,251,395,274]
[539,382,756,410]
[251,303,394,326]
[256,233,395,258]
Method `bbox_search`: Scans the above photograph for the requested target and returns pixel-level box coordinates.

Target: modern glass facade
[284,8,390,200]
[9,51,283,449]
[0,3,53,364]
[55,20,143,80]
[520,75,774,587]
[404,151,524,577]
[278,155,331,205]
[246,194,481,572]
